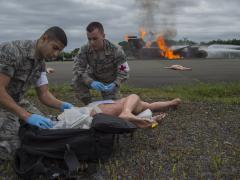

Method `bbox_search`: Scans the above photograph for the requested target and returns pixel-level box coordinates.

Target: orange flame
[124,34,129,42]
[156,35,180,59]
[139,27,147,40]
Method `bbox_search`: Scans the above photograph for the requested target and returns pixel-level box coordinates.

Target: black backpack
[14,113,136,179]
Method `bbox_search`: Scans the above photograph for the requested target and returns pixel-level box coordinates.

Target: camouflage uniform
[0,40,46,160]
[72,39,129,104]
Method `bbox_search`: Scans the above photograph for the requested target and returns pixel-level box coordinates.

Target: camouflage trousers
[0,99,43,161]
[73,79,121,105]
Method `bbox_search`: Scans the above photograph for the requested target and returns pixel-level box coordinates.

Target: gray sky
[0,0,239,51]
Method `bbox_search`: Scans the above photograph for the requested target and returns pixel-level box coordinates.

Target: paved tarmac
[47,59,240,88]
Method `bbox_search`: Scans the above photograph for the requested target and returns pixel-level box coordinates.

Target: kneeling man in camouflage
[0,27,73,162]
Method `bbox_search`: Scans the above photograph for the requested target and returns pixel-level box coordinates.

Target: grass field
[1,82,240,179]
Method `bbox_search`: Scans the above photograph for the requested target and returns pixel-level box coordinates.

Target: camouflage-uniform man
[72,22,130,105]
[0,27,73,161]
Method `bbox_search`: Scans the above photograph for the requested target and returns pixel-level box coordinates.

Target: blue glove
[105,83,116,92]
[26,114,53,129]
[60,102,73,112]
[90,81,106,91]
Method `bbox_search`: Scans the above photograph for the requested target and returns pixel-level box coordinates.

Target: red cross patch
[119,65,126,71]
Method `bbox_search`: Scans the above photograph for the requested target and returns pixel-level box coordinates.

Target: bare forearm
[38,90,62,109]
[0,88,30,121]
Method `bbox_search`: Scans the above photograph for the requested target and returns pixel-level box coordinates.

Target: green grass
[26,82,240,105]
[122,82,240,105]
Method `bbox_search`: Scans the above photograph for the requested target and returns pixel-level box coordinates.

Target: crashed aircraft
[119,36,240,59]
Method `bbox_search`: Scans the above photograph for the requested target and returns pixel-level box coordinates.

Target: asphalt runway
[47,59,240,88]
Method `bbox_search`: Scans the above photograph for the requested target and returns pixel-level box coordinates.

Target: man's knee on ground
[0,140,19,161]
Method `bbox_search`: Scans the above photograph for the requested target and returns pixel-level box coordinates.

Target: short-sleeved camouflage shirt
[0,40,46,102]
[73,39,129,87]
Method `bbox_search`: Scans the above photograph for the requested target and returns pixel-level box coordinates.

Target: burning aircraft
[119,34,240,59]
[119,29,208,59]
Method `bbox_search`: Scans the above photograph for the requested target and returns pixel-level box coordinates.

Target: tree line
[167,38,240,46]
[201,39,240,45]
[57,48,80,61]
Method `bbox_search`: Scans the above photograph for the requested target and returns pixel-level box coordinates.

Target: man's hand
[105,83,116,92]
[26,114,53,129]
[60,102,73,112]
[90,81,106,91]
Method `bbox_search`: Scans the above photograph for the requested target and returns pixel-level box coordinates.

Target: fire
[122,28,181,59]
[156,35,181,59]
[139,27,147,40]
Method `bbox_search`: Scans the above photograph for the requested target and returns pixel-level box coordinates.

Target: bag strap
[64,144,80,173]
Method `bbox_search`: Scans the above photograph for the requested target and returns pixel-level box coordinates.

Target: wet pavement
[47,58,240,88]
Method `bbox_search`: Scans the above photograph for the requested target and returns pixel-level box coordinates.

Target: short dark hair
[43,26,67,46]
[86,22,104,33]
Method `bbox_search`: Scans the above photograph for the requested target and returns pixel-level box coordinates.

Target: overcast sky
[0,0,239,51]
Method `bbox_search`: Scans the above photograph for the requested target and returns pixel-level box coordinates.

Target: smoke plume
[136,0,178,39]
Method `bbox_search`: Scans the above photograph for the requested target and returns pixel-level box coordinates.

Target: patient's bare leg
[141,98,181,112]
[98,94,141,117]
[117,94,154,128]
[96,95,151,128]
[117,96,181,115]
[118,96,181,127]
[99,94,180,118]
[98,94,180,128]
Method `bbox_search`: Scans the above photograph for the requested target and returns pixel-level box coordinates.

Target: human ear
[41,34,49,42]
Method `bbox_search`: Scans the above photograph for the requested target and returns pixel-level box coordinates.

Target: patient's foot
[152,112,167,124]
[169,98,181,110]
[119,111,152,128]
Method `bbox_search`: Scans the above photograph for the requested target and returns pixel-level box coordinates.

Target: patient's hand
[90,109,97,117]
